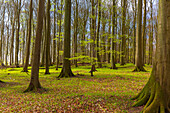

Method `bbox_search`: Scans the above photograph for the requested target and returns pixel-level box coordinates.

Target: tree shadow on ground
[0,81,22,87]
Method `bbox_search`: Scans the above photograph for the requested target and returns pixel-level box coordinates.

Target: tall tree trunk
[142,0,146,66]
[132,0,136,64]
[45,0,51,74]
[90,0,97,76]
[107,8,111,63]
[0,5,5,63]
[10,12,15,65]
[23,0,33,72]
[132,0,170,112]
[56,0,63,70]
[53,0,56,64]
[96,0,102,68]
[15,0,21,68]
[110,0,117,69]
[24,0,45,92]
[40,15,46,67]
[101,10,106,63]
[133,0,146,72]
[73,0,78,67]
[120,0,126,65]
[58,0,74,78]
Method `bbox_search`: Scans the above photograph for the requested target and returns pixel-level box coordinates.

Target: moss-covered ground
[0,63,151,112]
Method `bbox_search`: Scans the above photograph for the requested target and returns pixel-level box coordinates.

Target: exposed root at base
[132,74,169,113]
[132,66,147,72]
[24,86,46,93]
[57,69,75,78]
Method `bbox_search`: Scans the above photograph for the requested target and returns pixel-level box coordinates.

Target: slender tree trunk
[111,0,117,69]
[133,0,146,72]
[53,0,56,64]
[15,0,21,68]
[56,0,63,70]
[142,0,146,66]
[73,0,78,67]
[101,10,106,63]
[58,0,74,78]
[107,8,111,63]
[120,0,126,65]
[0,6,5,63]
[40,15,46,67]
[96,0,102,68]
[132,0,136,64]
[23,0,33,72]
[90,0,97,76]
[10,13,15,65]
[45,0,51,74]
[24,0,45,92]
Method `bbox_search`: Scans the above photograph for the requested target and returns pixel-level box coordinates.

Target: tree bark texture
[58,0,74,78]
[24,0,45,92]
[132,0,170,112]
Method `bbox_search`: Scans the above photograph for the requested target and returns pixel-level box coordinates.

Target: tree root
[24,84,45,93]
[132,66,147,72]
[132,77,169,113]
[57,68,75,78]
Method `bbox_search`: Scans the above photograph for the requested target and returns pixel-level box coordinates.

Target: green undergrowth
[0,63,151,112]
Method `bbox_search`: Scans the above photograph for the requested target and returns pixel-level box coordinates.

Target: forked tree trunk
[58,0,74,78]
[24,0,45,92]
[132,0,170,112]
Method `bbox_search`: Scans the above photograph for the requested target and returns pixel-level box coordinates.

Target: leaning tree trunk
[58,0,74,78]
[133,0,146,72]
[132,0,170,112]
[24,0,45,92]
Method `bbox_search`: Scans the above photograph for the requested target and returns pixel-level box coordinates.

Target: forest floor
[0,63,152,113]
